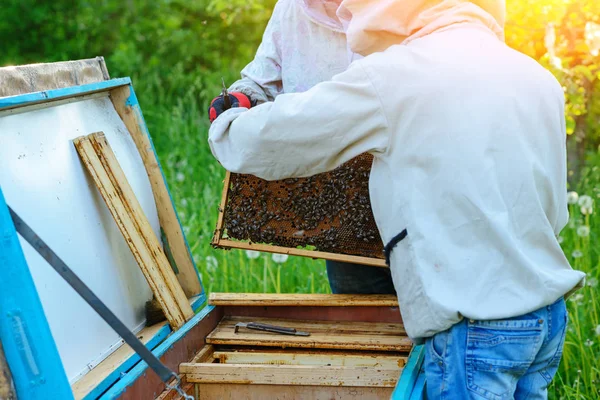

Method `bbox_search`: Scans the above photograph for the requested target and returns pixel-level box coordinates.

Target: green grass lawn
[140,77,600,399]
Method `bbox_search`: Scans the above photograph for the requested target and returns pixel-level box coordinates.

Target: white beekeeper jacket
[228,0,360,102]
[209,0,586,343]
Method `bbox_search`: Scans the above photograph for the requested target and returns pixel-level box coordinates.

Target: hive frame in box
[212,171,388,268]
[0,77,425,399]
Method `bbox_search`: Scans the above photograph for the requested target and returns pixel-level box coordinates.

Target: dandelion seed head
[206,255,218,271]
[245,250,260,260]
[581,206,594,215]
[585,339,594,347]
[271,253,289,264]
[595,325,600,336]
[176,172,185,182]
[567,191,579,205]
[578,195,593,208]
[572,250,583,259]
[577,226,590,237]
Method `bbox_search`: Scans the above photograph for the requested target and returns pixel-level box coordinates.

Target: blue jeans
[325,260,396,294]
[424,298,568,400]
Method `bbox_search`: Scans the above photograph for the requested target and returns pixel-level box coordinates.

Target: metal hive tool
[212,153,386,265]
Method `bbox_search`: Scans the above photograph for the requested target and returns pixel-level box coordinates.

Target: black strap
[384,228,408,266]
[9,207,178,385]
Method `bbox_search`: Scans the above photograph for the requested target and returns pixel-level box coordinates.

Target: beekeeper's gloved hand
[208,92,253,123]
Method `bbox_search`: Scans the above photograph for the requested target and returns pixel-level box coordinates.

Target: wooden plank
[211,170,231,245]
[0,341,15,400]
[196,383,393,400]
[223,305,402,323]
[206,316,411,352]
[209,293,398,307]
[73,133,193,329]
[215,239,388,267]
[155,378,194,400]
[185,364,400,387]
[72,322,169,399]
[211,350,406,368]
[88,132,192,321]
[109,85,202,298]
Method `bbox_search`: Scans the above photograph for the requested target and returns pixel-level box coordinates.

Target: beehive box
[155,293,424,400]
[213,158,387,267]
[0,60,424,400]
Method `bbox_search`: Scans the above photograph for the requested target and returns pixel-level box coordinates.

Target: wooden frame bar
[74,132,194,329]
[109,85,203,298]
[210,350,407,368]
[184,364,401,387]
[212,171,387,268]
[209,293,398,307]
[206,316,411,352]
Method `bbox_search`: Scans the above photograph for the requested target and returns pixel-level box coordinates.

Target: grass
[135,72,600,399]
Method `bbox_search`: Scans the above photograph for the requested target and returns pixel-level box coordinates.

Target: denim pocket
[466,318,543,399]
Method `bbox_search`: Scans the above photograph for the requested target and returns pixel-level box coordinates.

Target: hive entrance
[213,153,385,265]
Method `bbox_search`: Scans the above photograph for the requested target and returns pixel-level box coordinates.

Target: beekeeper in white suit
[208,0,586,397]
[208,0,396,296]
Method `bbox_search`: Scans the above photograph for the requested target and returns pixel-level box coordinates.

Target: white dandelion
[245,250,260,260]
[581,206,594,215]
[595,325,600,336]
[176,172,185,182]
[572,250,583,259]
[584,339,594,347]
[587,277,598,288]
[578,195,593,208]
[567,191,579,205]
[271,253,289,264]
[577,226,590,237]
[206,256,218,271]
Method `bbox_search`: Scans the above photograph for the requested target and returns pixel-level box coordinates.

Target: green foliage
[1,1,600,398]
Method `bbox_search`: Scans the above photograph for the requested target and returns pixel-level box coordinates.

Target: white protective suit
[228,0,360,102]
[209,0,586,343]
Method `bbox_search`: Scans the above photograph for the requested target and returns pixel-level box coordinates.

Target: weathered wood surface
[110,85,202,298]
[223,305,403,324]
[212,170,231,245]
[206,316,411,352]
[0,342,15,400]
[155,378,195,400]
[184,364,400,387]
[211,350,406,368]
[209,293,398,307]
[74,132,193,329]
[215,239,388,267]
[196,383,393,400]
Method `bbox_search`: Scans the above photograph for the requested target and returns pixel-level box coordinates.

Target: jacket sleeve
[208,62,390,181]
[227,1,289,103]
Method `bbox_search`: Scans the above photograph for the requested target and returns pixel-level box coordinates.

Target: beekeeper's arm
[227,1,289,104]
[208,62,389,181]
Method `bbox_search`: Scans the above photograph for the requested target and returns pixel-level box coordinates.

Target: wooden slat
[211,350,406,368]
[110,85,202,298]
[209,293,398,307]
[73,133,193,329]
[206,316,411,352]
[185,364,400,387]
[215,239,388,267]
[196,383,392,400]
[211,170,231,245]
